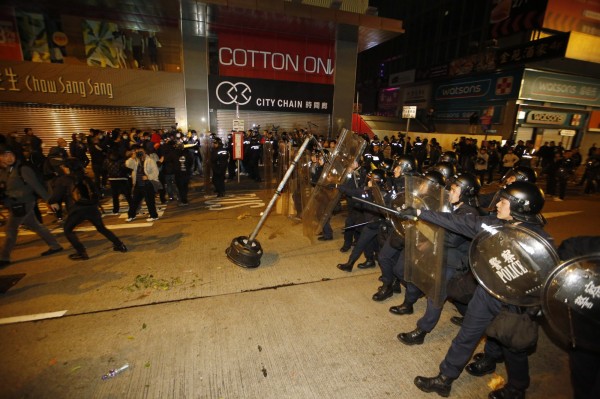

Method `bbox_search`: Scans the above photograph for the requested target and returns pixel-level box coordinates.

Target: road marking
[0,310,68,325]
[204,194,265,210]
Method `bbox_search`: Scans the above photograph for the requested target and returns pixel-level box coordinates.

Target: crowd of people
[1,125,598,396]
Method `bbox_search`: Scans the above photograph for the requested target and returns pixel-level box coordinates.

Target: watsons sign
[521,69,600,107]
[435,79,491,101]
[526,111,567,125]
[218,32,335,85]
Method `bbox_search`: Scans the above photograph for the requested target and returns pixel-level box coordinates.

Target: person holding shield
[399,182,553,399]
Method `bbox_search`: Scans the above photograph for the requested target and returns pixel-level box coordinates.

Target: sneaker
[125,216,136,222]
[146,217,159,222]
[111,211,120,215]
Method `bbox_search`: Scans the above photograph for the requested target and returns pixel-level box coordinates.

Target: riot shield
[542,254,600,351]
[263,142,274,192]
[469,224,559,306]
[404,175,448,307]
[278,142,291,216]
[297,150,313,214]
[302,129,367,241]
[371,184,406,240]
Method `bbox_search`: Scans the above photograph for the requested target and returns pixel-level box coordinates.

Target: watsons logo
[436,80,490,100]
[536,78,577,95]
[526,111,566,125]
[219,47,334,76]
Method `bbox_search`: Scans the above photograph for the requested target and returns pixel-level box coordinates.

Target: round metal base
[226,236,263,268]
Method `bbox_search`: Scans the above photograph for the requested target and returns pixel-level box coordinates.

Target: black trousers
[109,179,132,213]
[63,206,122,253]
[439,286,530,391]
[129,181,158,219]
[346,224,379,265]
[175,174,190,203]
[212,170,226,196]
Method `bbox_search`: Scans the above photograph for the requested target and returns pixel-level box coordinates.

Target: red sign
[0,8,23,61]
[218,31,335,84]
[232,132,244,160]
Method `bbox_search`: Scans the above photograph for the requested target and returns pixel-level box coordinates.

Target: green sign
[520,69,600,107]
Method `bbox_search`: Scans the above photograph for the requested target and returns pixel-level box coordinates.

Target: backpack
[72,176,100,206]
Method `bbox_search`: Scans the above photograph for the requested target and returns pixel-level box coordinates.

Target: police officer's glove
[396,206,418,221]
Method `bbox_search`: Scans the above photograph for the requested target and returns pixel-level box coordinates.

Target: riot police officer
[397,173,480,345]
[211,137,229,197]
[406,182,552,399]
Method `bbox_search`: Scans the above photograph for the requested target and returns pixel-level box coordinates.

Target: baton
[350,196,417,222]
[342,220,379,231]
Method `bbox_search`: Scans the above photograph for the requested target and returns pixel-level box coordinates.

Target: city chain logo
[216,81,252,105]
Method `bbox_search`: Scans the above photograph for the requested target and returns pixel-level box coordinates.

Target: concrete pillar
[332,24,359,138]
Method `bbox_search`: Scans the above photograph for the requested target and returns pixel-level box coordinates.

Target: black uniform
[211,142,229,197]
[417,211,553,395]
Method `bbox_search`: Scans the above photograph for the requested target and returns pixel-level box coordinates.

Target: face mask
[123,135,128,140]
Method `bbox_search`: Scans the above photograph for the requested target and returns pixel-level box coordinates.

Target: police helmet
[429,162,456,182]
[501,166,537,184]
[393,155,416,176]
[368,168,386,186]
[448,172,481,198]
[422,170,446,187]
[498,181,545,224]
[439,151,458,165]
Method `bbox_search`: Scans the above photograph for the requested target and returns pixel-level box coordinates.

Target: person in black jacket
[48,158,127,260]
[210,137,229,197]
[406,182,553,399]
[174,143,193,205]
[336,169,386,272]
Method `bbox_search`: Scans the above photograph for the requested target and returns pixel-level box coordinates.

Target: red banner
[218,31,335,84]
[0,8,23,61]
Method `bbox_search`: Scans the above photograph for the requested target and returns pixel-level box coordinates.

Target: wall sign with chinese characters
[208,75,333,114]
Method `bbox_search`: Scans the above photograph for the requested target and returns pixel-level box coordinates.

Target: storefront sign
[526,111,567,125]
[0,60,186,110]
[490,0,546,38]
[209,75,333,114]
[560,129,576,137]
[434,70,522,103]
[218,32,335,85]
[389,69,415,86]
[0,66,113,98]
[520,69,600,107]
[496,33,569,68]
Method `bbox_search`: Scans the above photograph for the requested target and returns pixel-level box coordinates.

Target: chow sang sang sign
[218,32,335,84]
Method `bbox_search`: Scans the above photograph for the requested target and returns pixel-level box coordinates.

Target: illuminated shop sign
[0,66,113,98]
[433,70,521,103]
[209,75,333,114]
[520,69,600,107]
[217,32,335,85]
[526,111,566,124]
